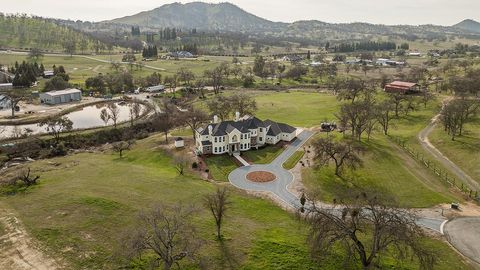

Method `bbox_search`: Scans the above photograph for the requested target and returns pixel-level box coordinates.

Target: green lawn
[283,151,305,170]
[0,134,470,269]
[204,155,239,182]
[302,135,456,208]
[254,91,340,127]
[242,146,284,164]
[429,117,480,183]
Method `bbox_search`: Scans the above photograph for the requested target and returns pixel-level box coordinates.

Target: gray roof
[41,89,82,96]
[265,119,296,135]
[199,116,295,137]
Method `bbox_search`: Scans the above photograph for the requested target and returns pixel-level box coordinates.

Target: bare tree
[312,138,363,177]
[122,204,201,270]
[204,187,231,240]
[173,154,189,175]
[100,108,110,126]
[376,101,394,135]
[17,168,40,186]
[112,140,135,158]
[129,101,142,127]
[388,92,406,117]
[179,108,209,142]
[441,99,479,141]
[39,117,73,144]
[204,66,225,95]
[228,93,257,116]
[152,113,175,143]
[2,89,30,117]
[303,193,435,270]
[206,95,233,121]
[107,103,120,128]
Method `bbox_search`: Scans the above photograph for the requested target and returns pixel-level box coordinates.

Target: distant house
[282,55,303,62]
[144,85,165,93]
[39,89,82,105]
[0,83,13,91]
[167,51,195,59]
[384,81,420,94]
[195,113,297,156]
[43,70,54,78]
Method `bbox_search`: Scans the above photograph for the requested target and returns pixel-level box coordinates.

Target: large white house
[195,113,297,155]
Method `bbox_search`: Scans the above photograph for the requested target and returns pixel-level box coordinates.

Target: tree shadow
[217,240,240,270]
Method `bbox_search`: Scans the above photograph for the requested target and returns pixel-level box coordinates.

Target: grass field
[429,117,480,183]
[283,151,305,170]
[204,155,239,182]
[249,91,339,128]
[242,146,283,164]
[0,133,471,270]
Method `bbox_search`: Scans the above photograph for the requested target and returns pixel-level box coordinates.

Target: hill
[454,19,480,33]
[106,2,480,42]
[0,14,110,53]
[108,2,286,32]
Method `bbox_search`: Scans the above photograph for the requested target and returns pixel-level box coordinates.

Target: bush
[49,142,67,157]
[192,162,198,169]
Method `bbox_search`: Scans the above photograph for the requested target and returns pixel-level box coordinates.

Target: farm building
[39,89,82,105]
[384,81,420,94]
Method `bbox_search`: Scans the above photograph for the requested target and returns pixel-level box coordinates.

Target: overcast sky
[1,0,478,25]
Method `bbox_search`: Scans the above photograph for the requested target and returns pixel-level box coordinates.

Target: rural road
[417,100,479,191]
[228,130,447,233]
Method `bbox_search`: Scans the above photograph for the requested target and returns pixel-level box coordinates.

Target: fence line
[390,136,479,200]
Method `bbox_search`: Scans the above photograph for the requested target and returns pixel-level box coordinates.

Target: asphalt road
[444,217,480,265]
[228,130,447,232]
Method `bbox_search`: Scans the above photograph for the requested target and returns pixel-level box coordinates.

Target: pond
[0,102,146,139]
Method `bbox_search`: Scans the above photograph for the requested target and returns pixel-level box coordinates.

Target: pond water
[0,102,145,139]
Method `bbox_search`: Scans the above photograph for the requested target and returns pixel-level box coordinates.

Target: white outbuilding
[174,137,185,148]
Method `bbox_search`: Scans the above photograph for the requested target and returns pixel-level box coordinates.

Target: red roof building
[384,81,419,94]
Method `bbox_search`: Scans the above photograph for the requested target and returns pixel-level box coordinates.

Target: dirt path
[92,64,103,73]
[417,98,479,191]
[0,205,64,270]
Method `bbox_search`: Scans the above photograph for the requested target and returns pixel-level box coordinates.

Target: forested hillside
[0,14,111,53]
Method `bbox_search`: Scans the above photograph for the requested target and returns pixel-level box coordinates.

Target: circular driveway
[228,130,314,208]
[229,164,301,207]
[444,217,480,265]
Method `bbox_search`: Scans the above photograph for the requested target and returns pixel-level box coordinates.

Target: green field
[242,146,283,164]
[204,155,239,182]
[250,91,339,128]
[283,150,305,170]
[429,117,480,182]
[0,133,471,269]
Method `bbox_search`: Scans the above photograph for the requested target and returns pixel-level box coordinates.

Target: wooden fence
[390,136,479,200]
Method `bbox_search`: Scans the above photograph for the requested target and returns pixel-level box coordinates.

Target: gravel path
[418,99,479,191]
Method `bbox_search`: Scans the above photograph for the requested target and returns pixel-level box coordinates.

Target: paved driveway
[229,130,314,208]
[228,130,447,232]
[444,217,480,265]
